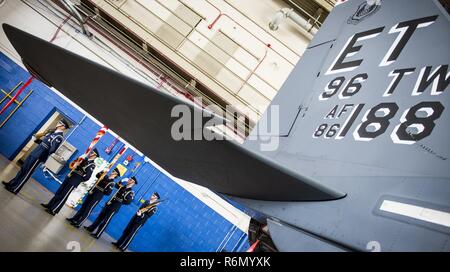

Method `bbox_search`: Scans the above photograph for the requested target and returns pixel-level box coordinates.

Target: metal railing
[101,0,275,112]
[76,0,254,137]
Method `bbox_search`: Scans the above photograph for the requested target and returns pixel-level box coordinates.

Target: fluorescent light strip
[380,200,450,228]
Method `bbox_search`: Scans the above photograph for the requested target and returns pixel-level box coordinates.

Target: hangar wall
[0,52,248,252]
[0,0,251,252]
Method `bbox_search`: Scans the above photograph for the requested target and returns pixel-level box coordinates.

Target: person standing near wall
[2,119,70,194]
[66,167,122,228]
[41,148,99,216]
[84,176,137,239]
[112,192,161,252]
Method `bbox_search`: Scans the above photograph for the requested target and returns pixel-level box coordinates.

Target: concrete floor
[0,154,121,252]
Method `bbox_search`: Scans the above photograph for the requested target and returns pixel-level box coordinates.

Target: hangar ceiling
[284,0,336,26]
[51,0,337,138]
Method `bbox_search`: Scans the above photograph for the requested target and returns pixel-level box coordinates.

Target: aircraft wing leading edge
[2,24,345,202]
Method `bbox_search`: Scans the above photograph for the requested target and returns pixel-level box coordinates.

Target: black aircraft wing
[2,24,345,201]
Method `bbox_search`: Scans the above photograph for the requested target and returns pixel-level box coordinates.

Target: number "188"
[313,101,444,144]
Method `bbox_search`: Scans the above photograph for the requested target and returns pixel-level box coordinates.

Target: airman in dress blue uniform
[112,192,160,251]
[2,119,70,194]
[41,148,99,216]
[66,167,121,228]
[84,176,137,239]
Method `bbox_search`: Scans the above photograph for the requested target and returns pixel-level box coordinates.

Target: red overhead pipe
[237,43,271,94]
[205,1,272,59]
[49,15,72,43]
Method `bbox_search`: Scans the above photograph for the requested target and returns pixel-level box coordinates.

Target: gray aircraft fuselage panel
[242,0,450,251]
[248,0,450,180]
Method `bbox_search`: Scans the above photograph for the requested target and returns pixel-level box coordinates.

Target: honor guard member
[2,120,69,194]
[84,176,137,239]
[41,148,99,216]
[112,192,160,251]
[66,167,121,228]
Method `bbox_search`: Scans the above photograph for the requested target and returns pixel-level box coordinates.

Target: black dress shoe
[40,203,49,209]
[90,233,99,239]
[111,242,119,248]
[45,209,56,216]
[2,181,9,186]
[66,217,74,223]
[83,226,93,232]
[70,223,80,229]
[5,187,17,194]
